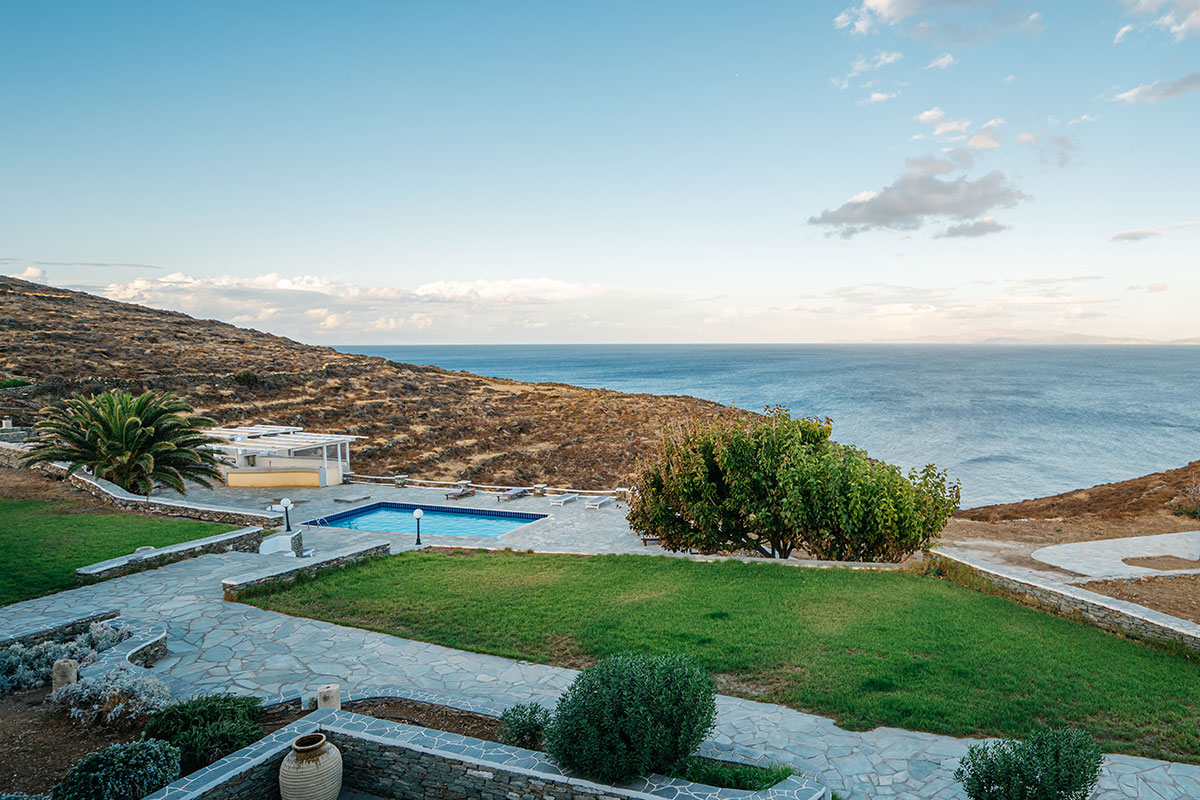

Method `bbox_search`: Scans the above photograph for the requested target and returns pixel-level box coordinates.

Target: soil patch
[0,687,140,795]
[1123,555,1200,571]
[262,696,503,742]
[1084,574,1200,625]
[0,468,105,512]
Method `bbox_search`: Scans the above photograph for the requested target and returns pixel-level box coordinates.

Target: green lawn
[247,549,1200,763]
[0,498,233,605]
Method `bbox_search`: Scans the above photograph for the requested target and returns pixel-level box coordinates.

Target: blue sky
[2,1,1197,343]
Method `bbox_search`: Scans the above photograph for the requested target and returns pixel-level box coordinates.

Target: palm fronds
[23,390,222,496]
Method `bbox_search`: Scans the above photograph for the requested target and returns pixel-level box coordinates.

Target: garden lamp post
[281,497,293,532]
[413,508,423,545]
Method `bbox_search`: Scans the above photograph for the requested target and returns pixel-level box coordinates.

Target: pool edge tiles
[306,501,549,538]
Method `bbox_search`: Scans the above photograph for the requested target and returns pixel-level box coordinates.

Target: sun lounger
[497,487,529,502]
[549,493,579,506]
[585,496,614,509]
[641,533,660,546]
[444,487,476,500]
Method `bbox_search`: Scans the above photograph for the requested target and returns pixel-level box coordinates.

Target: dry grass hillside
[0,276,743,487]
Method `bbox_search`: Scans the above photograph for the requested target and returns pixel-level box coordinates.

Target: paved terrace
[3,523,1198,799]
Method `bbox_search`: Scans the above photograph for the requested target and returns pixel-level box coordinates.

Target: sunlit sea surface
[336,344,1200,507]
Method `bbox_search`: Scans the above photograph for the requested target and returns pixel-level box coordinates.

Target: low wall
[936,550,1200,652]
[0,609,120,649]
[76,527,266,584]
[144,710,829,800]
[227,469,323,488]
[221,540,390,601]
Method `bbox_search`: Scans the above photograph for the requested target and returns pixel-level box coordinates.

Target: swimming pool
[309,502,547,538]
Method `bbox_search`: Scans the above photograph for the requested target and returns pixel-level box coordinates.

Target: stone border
[76,527,266,584]
[258,683,817,776]
[0,608,119,649]
[936,548,1200,652]
[0,442,283,527]
[221,540,391,601]
[144,709,829,800]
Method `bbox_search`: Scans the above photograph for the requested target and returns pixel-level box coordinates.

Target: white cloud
[865,91,899,103]
[915,106,972,136]
[808,165,1028,237]
[834,50,904,88]
[1015,130,1080,167]
[1114,23,1135,42]
[1110,220,1200,241]
[966,118,1004,149]
[1067,113,1098,124]
[835,1,1046,43]
[1003,73,1016,83]
[935,217,1010,238]
[1111,72,1200,103]
[413,278,606,304]
[8,266,46,282]
[1123,0,1200,40]
[1016,131,1038,144]
[926,53,956,69]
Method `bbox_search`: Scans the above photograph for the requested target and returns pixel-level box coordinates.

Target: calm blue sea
[336,344,1200,507]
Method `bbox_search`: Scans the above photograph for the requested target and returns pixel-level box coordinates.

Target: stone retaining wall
[76,527,266,584]
[0,609,120,649]
[221,541,391,601]
[936,550,1200,652]
[144,710,829,800]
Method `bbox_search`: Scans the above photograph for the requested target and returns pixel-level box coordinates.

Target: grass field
[247,549,1200,763]
[0,498,232,605]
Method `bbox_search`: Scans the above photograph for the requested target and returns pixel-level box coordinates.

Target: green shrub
[50,667,172,726]
[232,369,260,388]
[667,757,794,791]
[499,702,551,750]
[544,653,717,784]
[142,694,263,774]
[0,377,30,389]
[954,727,1103,800]
[1173,506,1200,520]
[53,739,180,800]
[629,407,960,562]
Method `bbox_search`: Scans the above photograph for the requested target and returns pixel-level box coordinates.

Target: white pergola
[207,426,363,474]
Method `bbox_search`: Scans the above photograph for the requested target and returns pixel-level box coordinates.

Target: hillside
[0,276,743,487]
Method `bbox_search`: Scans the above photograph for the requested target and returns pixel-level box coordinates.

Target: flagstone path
[3,541,1198,799]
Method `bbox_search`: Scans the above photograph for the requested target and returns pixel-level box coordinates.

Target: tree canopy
[24,390,222,496]
[627,408,960,562]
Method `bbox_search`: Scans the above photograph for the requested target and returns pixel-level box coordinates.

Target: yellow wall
[226,470,322,488]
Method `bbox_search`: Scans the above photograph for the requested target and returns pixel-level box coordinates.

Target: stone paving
[3,538,1200,799]
[1030,530,1200,580]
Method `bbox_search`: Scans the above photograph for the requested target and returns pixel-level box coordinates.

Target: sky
[1,0,1198,344]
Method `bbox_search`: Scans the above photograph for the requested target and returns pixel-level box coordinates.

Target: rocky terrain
[0,276,743,488]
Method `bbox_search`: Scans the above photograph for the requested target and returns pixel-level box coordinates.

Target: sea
[335,344,1200,508]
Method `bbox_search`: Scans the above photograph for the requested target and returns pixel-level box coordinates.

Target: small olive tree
[628,408,960,562]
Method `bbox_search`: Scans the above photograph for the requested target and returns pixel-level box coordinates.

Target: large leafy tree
[628,408,960,562]
[24,390,222,496]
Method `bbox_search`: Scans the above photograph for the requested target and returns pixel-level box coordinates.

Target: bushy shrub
[142,694,263,774]
[0,377,30,389]
[954,727,1104,800]
[232,369,260,388]
[50,666,172,727]
[544,653,717,784]
[0,623,128,695]
[629,407,960,562]
[499,702,551,750]
[53,739,180,800]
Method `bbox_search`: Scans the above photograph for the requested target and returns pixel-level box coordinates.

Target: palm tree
[24,390,222,496]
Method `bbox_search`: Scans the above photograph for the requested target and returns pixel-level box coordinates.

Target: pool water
[311,502,545,538]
